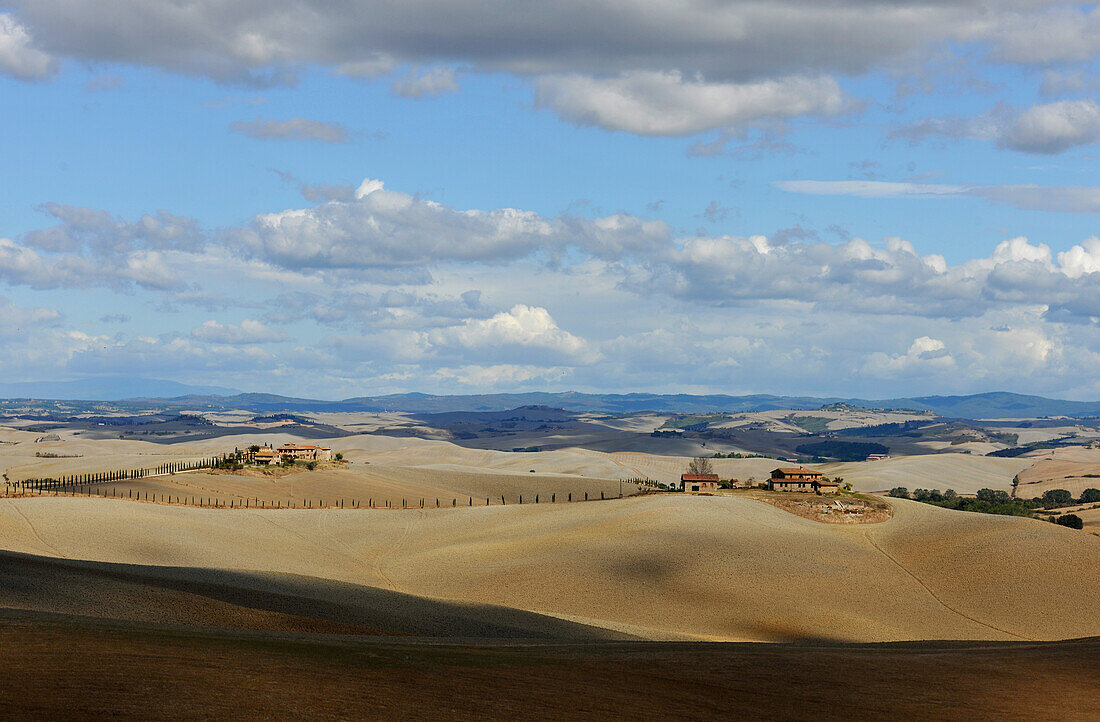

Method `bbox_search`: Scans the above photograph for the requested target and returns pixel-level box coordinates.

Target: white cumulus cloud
[191,319,288,345]
[230,178,670,271]
[863,336,954,377]
[1000,99,1100,154]
[0,13,56,80]
[536,72,845,135]
[896,99,1100,155]
[430,305,598,364]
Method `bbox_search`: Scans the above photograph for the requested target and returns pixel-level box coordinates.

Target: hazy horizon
[5,377,1100,410]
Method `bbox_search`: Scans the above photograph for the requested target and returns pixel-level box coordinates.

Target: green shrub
[1054,514,1084,530]
[1041,489,1074,508]
[976,488,1012,505]
[1078,488,1100,504]
[913,488,945,502]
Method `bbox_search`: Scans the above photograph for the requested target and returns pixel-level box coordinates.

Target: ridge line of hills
[5,389,1100,419]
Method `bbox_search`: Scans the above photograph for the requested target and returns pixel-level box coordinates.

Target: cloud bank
[5,176,1100,397]
[4,1,1098,137]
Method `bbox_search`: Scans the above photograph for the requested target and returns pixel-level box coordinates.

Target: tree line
[8,457,223,492]
[887,486,1097,529]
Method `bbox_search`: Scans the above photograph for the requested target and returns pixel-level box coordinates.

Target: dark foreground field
[2,610,1097,721]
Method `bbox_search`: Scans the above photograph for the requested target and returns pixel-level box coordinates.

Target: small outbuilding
[681,473,720,492]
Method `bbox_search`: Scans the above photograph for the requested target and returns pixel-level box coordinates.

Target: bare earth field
[2,485,1099,718]
[3,494,1098,643]
[3,426,1099,718]
[2,610,1096,721]
[4,426,1043,497]
[1076,506,1100,532]
[1015,447,1100,498]
[40,466,633,508]
[744,490,892,524]
[822,454,1034,494]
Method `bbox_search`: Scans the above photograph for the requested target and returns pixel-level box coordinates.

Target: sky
[2,1,1100,400]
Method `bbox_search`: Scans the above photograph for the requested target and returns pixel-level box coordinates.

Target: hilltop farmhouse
[681,473,720,492]
[277,443,332,461]
[768,468,839,494]
[247,443,332,465]
[251,446,277,465]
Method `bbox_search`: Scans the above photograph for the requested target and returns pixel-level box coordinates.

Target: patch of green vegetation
[711,451,771,459]
[786,415,831,434]
[841,420,929,438]
[890,486,1035,516]
[930,496,1037,517]
[986,435,1077,457]
[658,414,729,431]
[794,440,888,462]
[1055,514,1084,529]
[989,432,1019,446]
[887,487,1099,526]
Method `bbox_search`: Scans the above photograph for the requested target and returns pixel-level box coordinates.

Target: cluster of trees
[888,486,1097,527]
[841,420,926,437]
[710,451,771,459]
[986,436,1077,458]
[889,486,1034,517]
[794,440,888,462]
[1039,487,1100,507]
[215,454,244,471]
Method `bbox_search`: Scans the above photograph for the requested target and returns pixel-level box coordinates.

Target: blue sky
[2,1,1100,400]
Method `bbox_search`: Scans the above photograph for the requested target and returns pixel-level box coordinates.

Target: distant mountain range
[7,387,1099,419]
[0,378,241,401]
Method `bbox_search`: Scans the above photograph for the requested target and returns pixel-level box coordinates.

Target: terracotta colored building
[276,443,333,461]
[681,473,720,492]
[768,467,837,494]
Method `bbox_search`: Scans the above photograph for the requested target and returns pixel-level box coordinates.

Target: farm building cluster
[679,467,840,495]
[247,443,333,465]
[768,468,839,494]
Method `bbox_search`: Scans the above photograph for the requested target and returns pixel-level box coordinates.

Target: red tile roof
[681,474,720,481]
[772,467,823,477]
